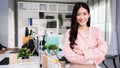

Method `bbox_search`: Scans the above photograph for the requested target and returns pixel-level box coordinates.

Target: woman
[63,2,107,68]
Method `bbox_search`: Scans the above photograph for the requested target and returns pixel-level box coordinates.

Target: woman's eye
[77,13,87,16]
[77,14,80,16]
[83,13,88,15]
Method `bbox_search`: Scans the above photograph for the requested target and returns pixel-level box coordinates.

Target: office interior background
[0,0,120,68]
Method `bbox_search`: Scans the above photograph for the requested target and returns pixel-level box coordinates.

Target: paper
[0,51,11,61]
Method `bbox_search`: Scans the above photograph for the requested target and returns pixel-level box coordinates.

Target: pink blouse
[63,27,107,65]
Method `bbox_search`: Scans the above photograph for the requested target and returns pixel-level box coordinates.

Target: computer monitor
[45,35,59,54]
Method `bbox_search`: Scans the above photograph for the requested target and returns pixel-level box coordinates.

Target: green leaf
[17,48,32,59]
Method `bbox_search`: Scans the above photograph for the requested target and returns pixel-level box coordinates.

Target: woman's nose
[80,14,84,19]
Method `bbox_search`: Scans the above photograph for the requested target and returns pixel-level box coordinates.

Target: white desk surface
[0,62,39,68]
[0,51,65,68]
[0,51,11,61]
[0,55,39,68]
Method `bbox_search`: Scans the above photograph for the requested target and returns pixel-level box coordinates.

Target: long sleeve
[63,27,107,65]
[63,30,86,64]
[83,28,107,65]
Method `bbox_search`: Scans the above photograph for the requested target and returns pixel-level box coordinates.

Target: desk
[0,51,11,62]
[0,51,39,68]
[0,62,39,68]
[0,51,11,65]
[0,51,64,68]
[0,55,39,68]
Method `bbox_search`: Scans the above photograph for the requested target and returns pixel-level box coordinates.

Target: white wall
[0,0,9,47]
[0,0,15,47]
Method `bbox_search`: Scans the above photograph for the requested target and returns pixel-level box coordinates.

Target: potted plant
[17,48,32,59]
[48,44,58,55]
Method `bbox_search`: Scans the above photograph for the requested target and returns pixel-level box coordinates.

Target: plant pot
[22,56,29,59]
[22,56,30,62]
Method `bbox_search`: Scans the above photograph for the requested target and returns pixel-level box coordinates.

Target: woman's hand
[73,47,84,55]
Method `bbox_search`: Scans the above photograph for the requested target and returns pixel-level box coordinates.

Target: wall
[0,0,15,47]
[8,0,15,48]
[116,0,120,66]
[0,0,9,47]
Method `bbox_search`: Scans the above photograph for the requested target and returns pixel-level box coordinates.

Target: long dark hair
[69,2,91,49]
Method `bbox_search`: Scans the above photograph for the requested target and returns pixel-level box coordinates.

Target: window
[88,0,111,43]
[88,0,118,56]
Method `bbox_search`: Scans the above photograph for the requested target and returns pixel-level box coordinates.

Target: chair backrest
[45,35,59,54]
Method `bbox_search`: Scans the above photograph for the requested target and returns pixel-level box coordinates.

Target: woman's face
[77,7,90,27]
